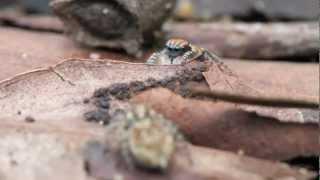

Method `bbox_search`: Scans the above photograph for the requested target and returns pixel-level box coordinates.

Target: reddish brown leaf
[0,27,141,81]
[132,88,319,160]
[0,59,207,180]
[0,58,313,180]
[203,59,319,123]
[0,59,198,120]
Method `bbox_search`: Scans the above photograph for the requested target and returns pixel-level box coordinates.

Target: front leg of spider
[181,50,194,65]
[203,49,236,76]
[203,49,221,63]
[146,51,161,64]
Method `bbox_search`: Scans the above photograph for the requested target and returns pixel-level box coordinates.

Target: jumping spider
[146,38,222,65]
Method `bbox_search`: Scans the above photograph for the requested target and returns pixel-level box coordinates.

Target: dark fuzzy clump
[95,96,111,109]
[25,116,35,123]
[93,88,109,98]
[83,98,90,104]
[129,81,146,93]
[84,109,111,125]
[109,83,131,100]
[145,78,159,88]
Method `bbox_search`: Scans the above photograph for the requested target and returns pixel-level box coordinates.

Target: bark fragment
[168,22,318,60]
[51,0,176,56]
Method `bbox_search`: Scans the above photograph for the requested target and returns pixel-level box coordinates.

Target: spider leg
[181,50,194,64]
[146,52,161,64]
[202,48,222,62]
[203,49,236,76]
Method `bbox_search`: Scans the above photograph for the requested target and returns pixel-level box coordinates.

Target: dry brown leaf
[0,59,197,121]
[204,59,319,123]
[0,58,313,180]
[0,59,206,180]
[0,27,143,81]
[132,88,319,160]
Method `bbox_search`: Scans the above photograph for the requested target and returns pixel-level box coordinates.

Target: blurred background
[0,0,317,21]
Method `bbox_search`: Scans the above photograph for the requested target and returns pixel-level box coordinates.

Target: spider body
[147,38,220,65]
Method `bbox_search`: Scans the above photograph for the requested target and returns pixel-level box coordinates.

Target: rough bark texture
[0,13,316,61]
[168,22,318,60]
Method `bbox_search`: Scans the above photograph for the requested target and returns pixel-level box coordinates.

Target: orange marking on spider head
[166,38,189,49]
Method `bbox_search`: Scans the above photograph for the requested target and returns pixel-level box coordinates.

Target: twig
[189,87,319,109]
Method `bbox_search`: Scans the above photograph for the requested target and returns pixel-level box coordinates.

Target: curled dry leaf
[132,88,319,160]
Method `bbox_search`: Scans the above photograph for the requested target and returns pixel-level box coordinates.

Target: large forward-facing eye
[167,47,182,51]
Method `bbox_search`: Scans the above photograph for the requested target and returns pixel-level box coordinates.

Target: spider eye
[167,46,183,52]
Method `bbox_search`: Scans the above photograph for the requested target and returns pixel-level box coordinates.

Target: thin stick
[190,88,319,109]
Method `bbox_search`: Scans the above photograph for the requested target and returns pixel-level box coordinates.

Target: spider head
[165,39,191,60]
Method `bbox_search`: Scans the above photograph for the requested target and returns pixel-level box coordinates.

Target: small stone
[145,78,159,88]
[89,53,101,59]
[96,97,111,109]
[129,81,146,93]
[93,88,109,98]
[83,98,90,104]
[84,109,111,125]
[109,83,131,100]
[25,116,35,123]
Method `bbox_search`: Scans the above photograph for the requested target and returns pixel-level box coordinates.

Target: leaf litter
[0,22,318,179]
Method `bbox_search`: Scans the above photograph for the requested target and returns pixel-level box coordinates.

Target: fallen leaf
[0,59,210,180]
[0,27,140,81]
[203,59,319,123]
[132,88,319,160]
[0,59,208,121]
